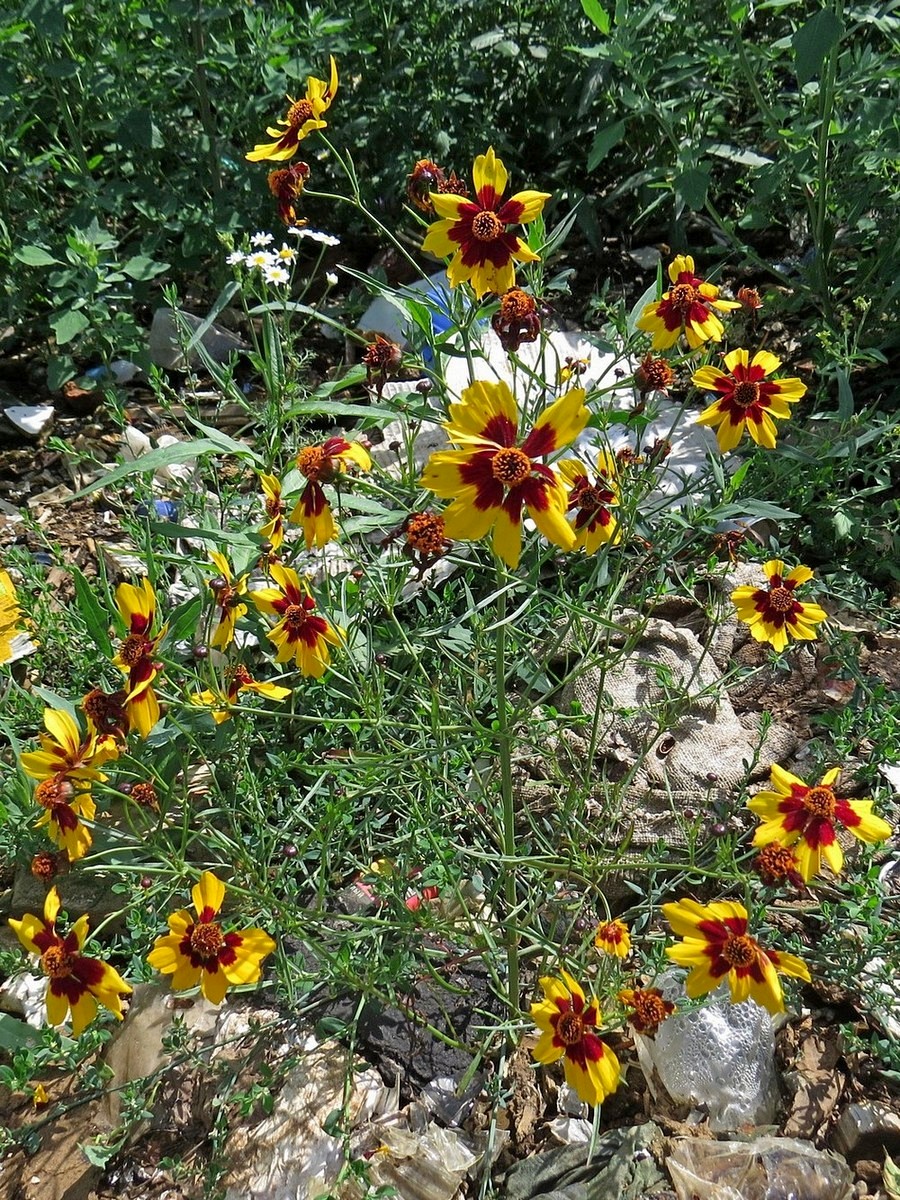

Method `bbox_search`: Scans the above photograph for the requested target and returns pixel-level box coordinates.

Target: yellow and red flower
[32,775,95,862]
[636,255,739,350]
[731,560,827,652]
[246,57,338,162]
[692,350,806,453]
[594,918,631,958]
[749,765,892,882]
[530,970,621,1106]
[560,452,621,554]
[289,437,371,550]
[267,161,310,225]
[9,887,131,1035]
[112,578,167,739]
[249,563,342,677]
[420,379,588,569]
[259,473,287,550]
[20,707,118,784]
[147,872,275,1005]
[663,897,810,1014]
[422,147,549,298]
[192,663,291,724]
[206,551,249,650]
[618,987,675,1034]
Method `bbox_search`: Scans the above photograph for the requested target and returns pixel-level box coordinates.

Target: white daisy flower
[263,265,290,285]
[245,251,276,269]
[226,250,245,266]
[250,232,274,247]
[275,244,297,263]
[293,228,341,246]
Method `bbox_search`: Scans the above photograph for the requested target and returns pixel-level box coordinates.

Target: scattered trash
[84,359,141,385]
[500,1122,665,1200]
[667,1134,854,1200]
[135,498,179,521]
[635,974,780,1131]
[833,1100,900,1160]
[0,973,47,1028]
[3,404,55,438]
[149,307,248,370]
[362,1122,479,1200]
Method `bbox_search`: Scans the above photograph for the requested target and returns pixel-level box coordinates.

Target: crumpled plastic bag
[667,1135,854,1200]
[499,1122,664,1200]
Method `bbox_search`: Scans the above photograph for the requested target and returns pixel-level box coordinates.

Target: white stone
[4,405,54,437]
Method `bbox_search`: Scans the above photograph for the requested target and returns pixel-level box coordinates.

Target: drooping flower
[530,970,621,1106]
[81,687,130,740]
[289,436,371,550]
[206,551,249,650]
[753,843,805,889]
[31,851,62,884]
[130,781,159,811]
[634,354,674,397]
[422,147,550,298]
[20,707,118,784]
[693,350,806,453]
[491,287,541,353]
[618,987,675,1034]
[749,765,892,882]
[362,336,403,397]
[594,918,630,958]
[420,379,588,569]
[662,897,810,1014]
[32,775,95,862]
[560,452,621,553]
[192,664,291,724]
[731,560,827,652]
[737,286,763,311]
[249,563,342,677]
[636,255,740,350]
[147,871,276,1005]
[246,57,338,162]
[267,161,310,225]
[112,578,167,739]
[9,887,132,1035]
[407,159,447,212]
[259,473,287,550]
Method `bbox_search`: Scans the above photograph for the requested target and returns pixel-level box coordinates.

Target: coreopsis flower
[289,436,372,550]
[192,663,291,724]
[130,781,159,811]
[491,287,541,353]
[249,563,342,677]
[0,567,29,665]
[737,286,763,310]
[420,379,589,569]
[147,871,276,1005]
[31,851,61,884]
[731,560,827,652]
[634,354,674,397]
[206,551,249,650]
[246,57,338,162]
[9,887,132,1035]
[259,473,287,550]
[692,350,806,453]
[407,159,447,212]
[32,776,95,862]
[749,765,892,882]
[753,843,805,890]
[362,335,403,397]
[112,578,167,739]
[267,161,310,225]
[422,147,550,298]
[530,971,621,1106]
[594,919,630,958]
[619,987,675,1034]
[662,897,810,1014]
[82,687,129,740]
[20,708,118,784]
[560,452,621,554]
[636,255,740,350]
[559,356,589,384]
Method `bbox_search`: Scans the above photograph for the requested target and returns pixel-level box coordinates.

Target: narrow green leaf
[793,9,843,86]
[883,1154,900,1200]
[14,245,60,267]
[587,120,626,171]
[72,439,229,498]
[71,566,113,658]
[581,0,611,34]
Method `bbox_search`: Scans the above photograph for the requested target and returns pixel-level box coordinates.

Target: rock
[634,974,779,1132]
[667,1135,853,1200]
[832,1101,900,1160]
[782,1025,845,1139]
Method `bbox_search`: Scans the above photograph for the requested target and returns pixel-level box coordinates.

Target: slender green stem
[812,4,842,325]
[494,563,520,1023]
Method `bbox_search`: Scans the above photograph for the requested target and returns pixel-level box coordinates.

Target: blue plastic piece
[136,499,179,521]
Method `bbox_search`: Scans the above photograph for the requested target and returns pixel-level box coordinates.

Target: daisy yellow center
[471,210,504,242]
[803,785,836,818]
[41,944,75,979]
[119,632,150,667]
[491,447,531,486]
[722,933,756,968]
[556,1011,584,1045]
[283,603,311,634]
[297,445,328,481]
[767,586,795,613]
[669,283,697,313]
[287,98,314,128]
[732,380,761,408]
[189,921,224,962]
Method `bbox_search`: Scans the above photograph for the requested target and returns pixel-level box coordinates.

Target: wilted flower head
[737,286,763,311]
[619,987,675,1034]
[267,161,310,225]
[407,159,447,212]
[635,353,674,396]
[492,288,541,353]
[362,335,403,396]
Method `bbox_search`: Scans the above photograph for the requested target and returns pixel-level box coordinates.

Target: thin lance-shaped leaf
[72,439,234,499]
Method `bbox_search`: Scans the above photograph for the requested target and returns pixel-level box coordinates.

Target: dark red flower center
[732,380,761,408]
[119,632,152,667]
[471,210,504,242]
[406,512,446,555]
[41,944,75,979]
[556,1011,584,1045]
[722,933,756,968]
[265,494,284,517]
[577,484,614,511]
[669,282,698,313]
[803,785,836,818]
[766,585,795,613]
[287,98,314,128]
[189,921,224,962]
[283,603,314,636]
[491,447,531,486]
